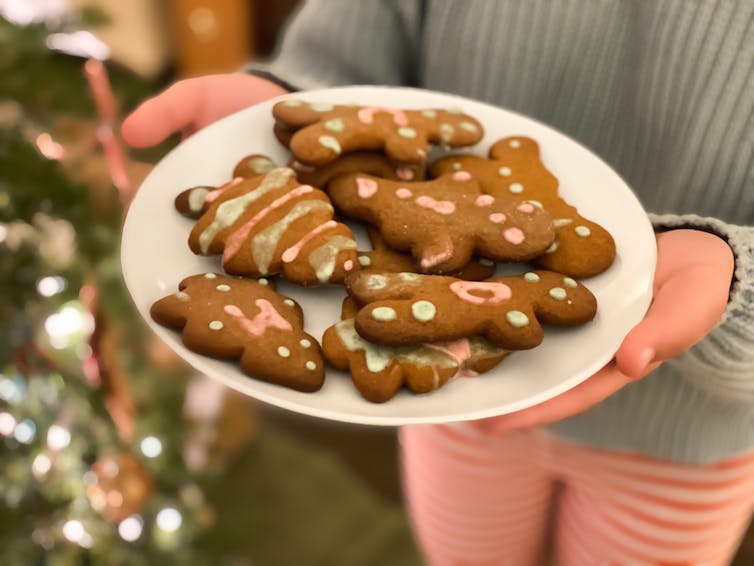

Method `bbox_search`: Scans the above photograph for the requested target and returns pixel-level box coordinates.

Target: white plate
[121,86,655,426]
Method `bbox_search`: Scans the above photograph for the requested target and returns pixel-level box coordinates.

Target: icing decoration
[553,218,573,227]
[344,259,354,271]
[549,287,567,301]
[204,273,217,279]
[366,274,388,290]
[199,168,294,253]
[216,284,231,292]
[283,299,295,307]
[498,167,512,177]
[357,107,409,126]
[545,241,559,253]
[475,195,495,207]
[439,123,454,142]
[188,187,210,212]
[258,278,269,285]
[277,346,291,358]
[358,255,372,267]
[396,166,415,180]
[479,258,495,266]
[517,203,535,213]
[395,188,413,199]
[281,220,337,263]
[324,118,345,133]
[306,361,317,370]
[415,195,456,215]
[291,160,316,173]
[246,156,276,174]
[420,245,454,269]
[489,213,506,224]
[356,177,378,199]
[209,320,223,330]
[449,281,511,305]
[447,107,463,114]
[575,225,592,237]
[509,139,521,148]
[563,277,578,288]
[283,99,302,106]
[527,200,543,208]
[524,272,540,282]
[509,183,524,194]
[372,306,397,321]
[175,292,189,300]
[411,300,437,322]
[417,149,427,157]
[204,177,243,204]
[503,227,526,244]
[224,300,292,337]
[300,339,312,348]
[452,162,462,170]
[310,102,333,112]
[399,273,422,282]
[250,199,332,273]
[309,235,357,282]
[460,121,478,132]
[452,170,472,181]
[221,185,317,263]
[318,135,342,154]
[421,109,437,119]
[506,310,529,328]
[398,127,417,138]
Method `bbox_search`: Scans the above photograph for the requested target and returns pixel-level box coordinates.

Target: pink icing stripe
[205,176,243,204]
[224,300,292,337]
[504,227,526,244]
[420,245,453,269]
[222,185,314,262]
[415,195,456,215]
[396,166,415,180]
[449,281,512,305]
[356,177,378,198]
[281,220,337,263]
[357,107,409,126]
[291,160,316,173]
[426,339,478,377]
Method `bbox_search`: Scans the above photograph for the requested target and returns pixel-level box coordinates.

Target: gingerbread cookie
[150,273,324,392]
[290,151,425,188]
[356,228,496,281]
[188,167,358,286]
[323,314,508,403]
[327,172,555,273]
[272,99,484,165]
[430,137,616,277]
[345,270,597,349]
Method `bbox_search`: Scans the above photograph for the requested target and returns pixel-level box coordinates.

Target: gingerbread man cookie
[345,270,597,349]
[327,172,555,273]
[188,167,358,286]
[290,151,425,189]
[272,99,484,165]
[430,136,616,277]
[150,274,325,392]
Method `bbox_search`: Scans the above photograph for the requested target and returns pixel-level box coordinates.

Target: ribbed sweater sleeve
[254,0,422,90]
[651,214,754,404]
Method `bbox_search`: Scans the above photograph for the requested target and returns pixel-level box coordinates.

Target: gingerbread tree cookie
[327,171,555,273]
[188,167,358,286]
[430,136,616,277]
[345,270,597,349]
[272,99,484,165]
[150,274,325,392]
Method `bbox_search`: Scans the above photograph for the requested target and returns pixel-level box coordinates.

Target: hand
[474,229,734,434]
[121,73,288,148]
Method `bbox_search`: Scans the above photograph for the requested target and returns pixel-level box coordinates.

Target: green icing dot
[324,118,345,133]
[283,299,295,307]
[306,361,317,371]
[398,127,417,138]
[216,284,230,292]
[358,255,372,267]
[300,339,312,348]
[283,99,302,106]
[249,157,275,173]
[506,310,529,328]
[277,346,291,358]
[318,135,341,154]
[258,278,269,286]
[175,292,190,300]
[509,183,524,194]
[460,121,477,132]
[523,272,540,282]
[209,320,223,330]
[411,300,436,322]
[447,106,463,114]
[421,109,437,119]
[204,273,217,279]
[549,287,567,301]
[575,225,592,237]
[563,277,578,288]
[498,166,512,177]
[310,102,333,112]
[479,258,495,266]
[372,307,397,321]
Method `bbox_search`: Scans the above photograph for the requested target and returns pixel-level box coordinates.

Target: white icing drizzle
[198,168,294,253]
[252,200,332,274]
[553,218,573,228]
[188,187,209,212]
[308,235,357,282]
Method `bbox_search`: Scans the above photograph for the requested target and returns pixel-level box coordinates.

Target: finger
[121,78,202,147]
[475,362,631,433]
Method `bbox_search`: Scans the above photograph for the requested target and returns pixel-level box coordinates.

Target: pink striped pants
[400,425,754,565]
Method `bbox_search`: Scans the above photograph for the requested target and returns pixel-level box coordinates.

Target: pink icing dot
[489,212,506,224]
[395,188,413,199]
[396,167,415,180]
[344,259,354,271]
[452,171,472,181]
[356,177,378,198]
[517,203,535,213]
[475,195,495,207]
[415,195,456,215]
[504,227,526,244]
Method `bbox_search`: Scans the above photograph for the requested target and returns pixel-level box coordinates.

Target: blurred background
[0,1,752,565]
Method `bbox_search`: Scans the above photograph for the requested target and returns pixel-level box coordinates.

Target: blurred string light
[140,436,162,458]
[44,301,94,350]
[14,419,36,444]
[47,424,71,450]
[118,515,143,542]
[0,375,24,404]
[46,31,110,60]
[62,519,93,548]
[0,412,17,436]
[0,0,69,25]
[34,133,66,160]
[37,275,67,297]
[32,453,52,478]
[156,508,182,533]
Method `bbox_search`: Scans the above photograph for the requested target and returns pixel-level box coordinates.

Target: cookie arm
[249,0,422,90]
[650,215,754,404]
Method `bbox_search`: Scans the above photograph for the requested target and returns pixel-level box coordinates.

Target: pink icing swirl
[357,107,409,126]
[449,281,512,305]
[281,220,337,263]
[224,300,292,336]
[205,176,243,204]
[415,195,456,215]
[356,177,378,199]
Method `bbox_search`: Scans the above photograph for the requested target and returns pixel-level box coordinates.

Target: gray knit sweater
[260,0,754,464]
